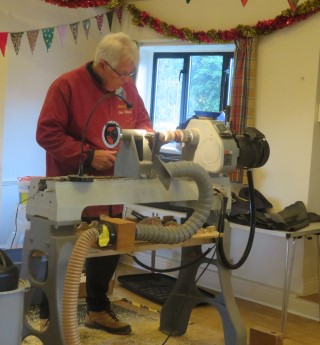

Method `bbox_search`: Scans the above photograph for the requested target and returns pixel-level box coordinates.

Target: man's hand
[91,150,117,171]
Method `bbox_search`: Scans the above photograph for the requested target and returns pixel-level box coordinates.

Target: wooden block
[100,215,136,252]
[250,326,283,345]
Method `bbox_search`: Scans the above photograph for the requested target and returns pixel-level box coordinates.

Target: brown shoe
[40,318,49,331]
[84,310,132,335]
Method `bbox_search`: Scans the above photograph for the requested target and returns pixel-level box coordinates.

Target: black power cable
[217,169,256,269]
[128,245,215,274]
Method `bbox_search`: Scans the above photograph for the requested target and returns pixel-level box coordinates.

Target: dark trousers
[40,207,123,318]
[85,254,120,311]
[39,255,120,319]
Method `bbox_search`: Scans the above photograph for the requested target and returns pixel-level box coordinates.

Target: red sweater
[37,63,153,177]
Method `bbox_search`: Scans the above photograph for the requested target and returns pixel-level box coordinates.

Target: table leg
[316,235,320,323]
[281,236,296,336]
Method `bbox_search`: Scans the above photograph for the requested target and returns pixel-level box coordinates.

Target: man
[36,32,153,335]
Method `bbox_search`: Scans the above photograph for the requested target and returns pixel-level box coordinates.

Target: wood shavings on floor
[22,299,194,345]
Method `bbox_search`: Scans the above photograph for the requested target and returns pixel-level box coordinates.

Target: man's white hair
[94,32,139,67]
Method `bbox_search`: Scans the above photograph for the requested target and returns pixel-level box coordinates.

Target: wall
[120,0,288,40]
[0,52,7,215]
[252,12,320,301]
[254,13,320,212]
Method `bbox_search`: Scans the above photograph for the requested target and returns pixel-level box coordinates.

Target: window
[149,52,234,132]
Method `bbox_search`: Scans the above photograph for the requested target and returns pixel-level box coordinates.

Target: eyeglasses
[103,60,136,78]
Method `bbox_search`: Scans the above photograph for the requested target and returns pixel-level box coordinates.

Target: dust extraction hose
[62,228,99,345]
[136,160,214,243]
[62,160,213,345]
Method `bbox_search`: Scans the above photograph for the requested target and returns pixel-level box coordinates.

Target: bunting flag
[70,22,80,43]
[241,0,248,6]
[11,32,24,55]
[57,25,68,47]
[42,28,55,51]
[0,32,9,57]
[1,12,110,56]
[288,0,299,12]
[27,31,39,54]
[96,14,104,33]
[115,5,123,24]
[106,11,114,31]
[82,19,91,39]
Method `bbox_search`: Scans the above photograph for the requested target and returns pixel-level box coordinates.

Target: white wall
[120,0,288,40]
[254,13,320,212]
[0,51,7,217]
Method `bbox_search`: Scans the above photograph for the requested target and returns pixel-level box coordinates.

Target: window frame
[150,51,234,129]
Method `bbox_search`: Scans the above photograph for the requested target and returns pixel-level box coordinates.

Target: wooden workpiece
[250,326,283,345]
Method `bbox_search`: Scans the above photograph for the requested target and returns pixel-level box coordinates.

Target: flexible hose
[62,161,213,344]
[136,161,214,243]
[62,228,99,345]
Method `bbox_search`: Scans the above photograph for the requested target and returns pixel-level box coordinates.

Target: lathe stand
[160,245,247,345]
[21,217,246,345]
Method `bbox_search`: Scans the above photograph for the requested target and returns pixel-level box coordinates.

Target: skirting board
[120,252,320,322]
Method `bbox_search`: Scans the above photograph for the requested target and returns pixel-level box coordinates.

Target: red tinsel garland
[127,0,320,44]
[43,0,123,8]
[43,0,320,43]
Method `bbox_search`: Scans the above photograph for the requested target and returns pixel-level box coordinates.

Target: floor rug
[22,298,208,345]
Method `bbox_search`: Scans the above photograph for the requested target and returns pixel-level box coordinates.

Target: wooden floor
[112,263,320,345]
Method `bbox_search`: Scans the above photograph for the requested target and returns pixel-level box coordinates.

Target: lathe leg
[160,246,202,336]
[160,223,247,345]
[21,217,76,345]
[215,221,247,345]
[215,260,247,345]
[159,245,206,336]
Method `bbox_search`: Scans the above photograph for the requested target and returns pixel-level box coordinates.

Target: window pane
[153,58,183,132]
[186,55,223,119]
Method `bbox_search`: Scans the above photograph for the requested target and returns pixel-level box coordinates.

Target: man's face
[102,59,136,90]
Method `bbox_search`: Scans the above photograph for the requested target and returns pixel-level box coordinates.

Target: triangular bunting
[0,12,111,54]
[82,19,91,39]
[70,22,79,44]
[106,11,114,31]
[241,0,248,6]
[42,28,54,52]
[27,30,39,54]
[288,0,299,12]
[11,32,24,55]
[57,25,68,47]
[96,14,104,34]
[0,32,9,57]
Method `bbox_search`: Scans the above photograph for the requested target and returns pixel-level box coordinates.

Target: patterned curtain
[229,37,257,183]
